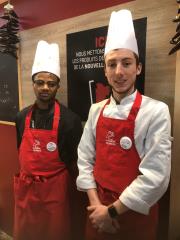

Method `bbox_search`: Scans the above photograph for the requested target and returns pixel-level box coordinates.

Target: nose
[115,63,124,76]
[42,83,49,90]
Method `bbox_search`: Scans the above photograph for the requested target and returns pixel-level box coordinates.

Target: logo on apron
[120,136,132,150]
[105,131,116,146]
[46,142,57,152]
[33,139,41,152]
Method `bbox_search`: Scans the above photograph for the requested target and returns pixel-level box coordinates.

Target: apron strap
[25,106,33,129]
[52,100,60,131]
[127,91,142,121]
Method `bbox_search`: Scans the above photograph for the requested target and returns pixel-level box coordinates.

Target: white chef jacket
[76,90,171,215]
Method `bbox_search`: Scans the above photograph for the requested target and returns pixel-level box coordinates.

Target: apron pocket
[34,170,70,205]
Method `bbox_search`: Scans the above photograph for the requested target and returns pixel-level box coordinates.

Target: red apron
[86,92,158,240]
[14,101,71,240]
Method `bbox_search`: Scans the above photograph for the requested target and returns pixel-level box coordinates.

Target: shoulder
[15,105,32,133]
[60,103,81,121]
[88,99,108,116]
[15,105,32,122]
[59,103,82,131]
[141,95,169,110]
[140,95,170,119]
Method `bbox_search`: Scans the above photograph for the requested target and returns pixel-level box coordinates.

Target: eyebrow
[107,57,133,62]
[34,78,58,84]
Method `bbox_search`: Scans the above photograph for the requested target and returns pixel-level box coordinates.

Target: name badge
[46,142,57,152]
[120,136,132,150]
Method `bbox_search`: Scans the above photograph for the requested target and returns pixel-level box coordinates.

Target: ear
[136,63,142,76]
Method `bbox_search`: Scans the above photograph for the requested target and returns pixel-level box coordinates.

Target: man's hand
[87,204,120,234]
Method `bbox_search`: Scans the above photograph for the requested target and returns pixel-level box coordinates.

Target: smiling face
[33,72,60,107]
[104,48,142,102]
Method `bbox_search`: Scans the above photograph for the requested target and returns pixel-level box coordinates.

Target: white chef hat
[32,40,60,80]
[104,9,139,56]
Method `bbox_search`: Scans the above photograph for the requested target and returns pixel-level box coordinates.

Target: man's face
[33,72,60,103]
[104,49,142,100]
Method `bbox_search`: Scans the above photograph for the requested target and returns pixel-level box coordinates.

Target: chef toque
[104,9,139,56]
[32,40,60,79]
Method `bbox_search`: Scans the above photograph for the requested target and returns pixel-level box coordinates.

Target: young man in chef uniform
[76,9,171,240]
[14,40,83,240]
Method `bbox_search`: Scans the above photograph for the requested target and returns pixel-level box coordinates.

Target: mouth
[114,79,126,86]
[39,93,50,98]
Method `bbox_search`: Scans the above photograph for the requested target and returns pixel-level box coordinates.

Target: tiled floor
[0,230,13,240]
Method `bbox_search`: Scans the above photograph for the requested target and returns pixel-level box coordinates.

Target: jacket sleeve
[76,105,98,191]
[15,110,26,149]
[58,106,83,166]
[120,103,172,215]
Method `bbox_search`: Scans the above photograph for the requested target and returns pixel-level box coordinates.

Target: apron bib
[14,101,71,240]
[86,92,158,240]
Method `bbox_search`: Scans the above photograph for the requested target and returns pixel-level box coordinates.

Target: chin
[114,88,128,94]
[38,97,52,103]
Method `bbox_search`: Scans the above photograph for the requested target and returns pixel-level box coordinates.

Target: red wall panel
[0,125,19,235]
[1,0,134,30]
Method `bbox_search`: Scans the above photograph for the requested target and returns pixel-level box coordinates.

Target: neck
[112,88,135,104]
[35,99,54,109]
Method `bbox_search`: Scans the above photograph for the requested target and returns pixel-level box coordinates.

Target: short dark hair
[133,52,140,66]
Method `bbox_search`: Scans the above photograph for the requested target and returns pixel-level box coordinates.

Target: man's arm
[120,102,172,215]
[87,189,101,205]
[76,104,98,191]
[87,189,128,233]
[15,108,29,149]
[58,105,83,170]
